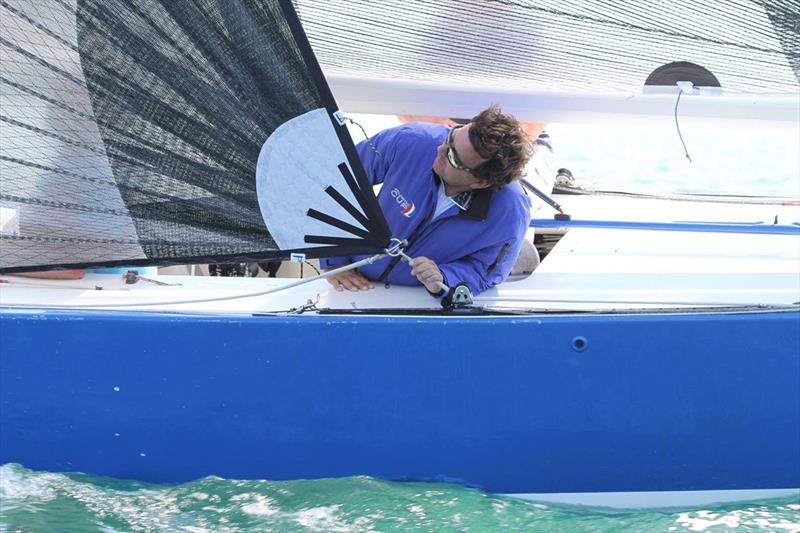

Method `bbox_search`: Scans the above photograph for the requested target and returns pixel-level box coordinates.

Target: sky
[344,113,800,198]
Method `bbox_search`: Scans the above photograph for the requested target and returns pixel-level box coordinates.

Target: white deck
[2,231,797,315]
[319,227,800,312]
[2,195,798,315]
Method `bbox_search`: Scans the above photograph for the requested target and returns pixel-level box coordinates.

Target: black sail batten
[333,163,387,237]
[0,0,392,272]
[304,235,386,248]
[323,186,372,230]
[306,209,372,240]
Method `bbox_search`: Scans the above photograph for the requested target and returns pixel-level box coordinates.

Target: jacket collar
[432,172,493,222]
[459,187,492,221]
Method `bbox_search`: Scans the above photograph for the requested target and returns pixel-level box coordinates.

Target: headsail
[0,0,390,272]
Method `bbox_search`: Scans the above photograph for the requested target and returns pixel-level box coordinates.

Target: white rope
[0,247,402,309]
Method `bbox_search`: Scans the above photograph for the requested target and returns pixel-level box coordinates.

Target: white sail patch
[256,108,369,250]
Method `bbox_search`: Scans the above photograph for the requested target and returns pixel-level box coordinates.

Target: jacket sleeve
[436,192,532,296]
[437,236,525,296]
[320,127,401,269]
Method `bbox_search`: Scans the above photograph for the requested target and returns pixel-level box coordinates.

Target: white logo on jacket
[390,188,416,217]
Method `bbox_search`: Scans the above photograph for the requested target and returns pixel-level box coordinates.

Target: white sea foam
[406,503,426,520]
[676,508,800,532]
[240,494,279,516]
[291,505,355,532]
[0,464,60,502]
[491,499,510,513]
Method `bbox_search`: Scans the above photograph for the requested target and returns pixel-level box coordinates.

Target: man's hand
[324,266,374,292]
[409,256,444,293]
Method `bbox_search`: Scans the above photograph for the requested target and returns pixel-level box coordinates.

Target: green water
[1,464,798,532]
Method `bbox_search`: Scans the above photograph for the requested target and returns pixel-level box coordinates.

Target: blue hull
[1,309,798,495]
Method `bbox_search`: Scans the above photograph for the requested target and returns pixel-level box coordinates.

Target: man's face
[433,124,490,195]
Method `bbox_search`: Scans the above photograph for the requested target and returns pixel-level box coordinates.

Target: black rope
[674,89,692,163]
[303,260,320,275]
[345,116,381,158]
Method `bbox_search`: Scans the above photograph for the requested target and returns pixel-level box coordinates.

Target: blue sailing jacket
[320,123,531,296]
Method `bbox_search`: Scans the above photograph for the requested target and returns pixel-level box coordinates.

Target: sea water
[1,464,799,532]
[2,119,799,531]
[545,119,800,199]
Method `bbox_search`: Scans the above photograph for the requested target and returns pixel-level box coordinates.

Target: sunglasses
[446,126,476,173]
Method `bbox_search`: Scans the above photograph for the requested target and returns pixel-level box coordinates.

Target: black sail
[0,0,390,272]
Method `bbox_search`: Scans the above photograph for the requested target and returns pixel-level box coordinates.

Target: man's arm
[409,238,525,297]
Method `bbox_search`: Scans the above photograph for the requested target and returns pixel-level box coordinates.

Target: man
[322,105,533,297]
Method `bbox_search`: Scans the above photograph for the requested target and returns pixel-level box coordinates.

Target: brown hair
[467,105,531,190]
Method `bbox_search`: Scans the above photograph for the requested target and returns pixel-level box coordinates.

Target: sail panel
[0,0,390,272]
[295,0,799,97]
